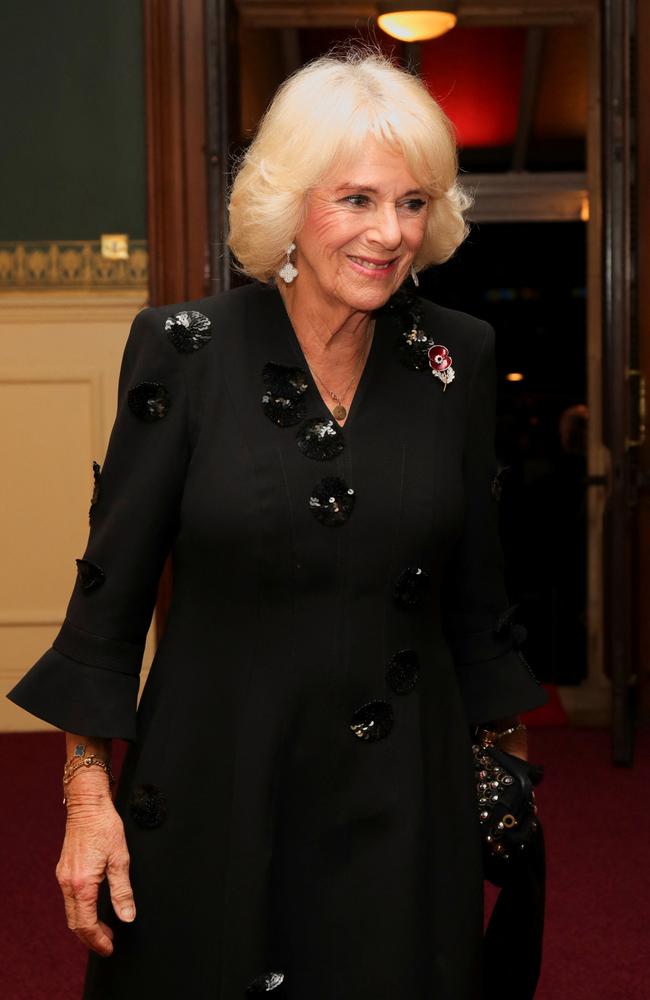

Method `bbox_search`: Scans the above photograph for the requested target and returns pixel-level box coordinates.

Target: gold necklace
[307,322,375,423]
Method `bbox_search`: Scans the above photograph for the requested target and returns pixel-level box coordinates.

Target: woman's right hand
[56,769,136,956]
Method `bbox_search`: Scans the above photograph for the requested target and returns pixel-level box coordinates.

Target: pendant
[332,403,347,421]
[278,261,298,284]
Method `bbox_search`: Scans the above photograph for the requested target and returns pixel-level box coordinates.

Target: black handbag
[472,735,544,887]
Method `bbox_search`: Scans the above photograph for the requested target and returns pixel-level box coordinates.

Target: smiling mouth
[348,255,398,271]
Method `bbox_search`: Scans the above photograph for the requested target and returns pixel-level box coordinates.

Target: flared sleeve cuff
[454,650,548,726]
[449,606,549,726]
[6,619,143,741]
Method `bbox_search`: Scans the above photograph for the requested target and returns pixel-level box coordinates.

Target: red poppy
[428,344,453,372]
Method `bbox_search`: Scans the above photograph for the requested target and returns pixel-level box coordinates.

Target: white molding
[460,171,589,223]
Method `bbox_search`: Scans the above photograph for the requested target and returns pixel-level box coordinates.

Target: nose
[367,203,402,252]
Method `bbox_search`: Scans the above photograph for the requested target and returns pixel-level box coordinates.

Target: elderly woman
[8,48,547,999]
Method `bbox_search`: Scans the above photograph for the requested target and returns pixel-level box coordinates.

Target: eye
[342,194,371,207]
[400,198,427,214]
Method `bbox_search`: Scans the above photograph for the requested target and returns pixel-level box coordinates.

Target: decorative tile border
[0,240,148,290]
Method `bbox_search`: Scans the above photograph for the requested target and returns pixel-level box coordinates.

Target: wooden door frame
[235,3,608,723]
[637,0,650,730]
[600,0,641,763]
[144,0,210,307]
[143,0,211,635]
[145,2,645,750]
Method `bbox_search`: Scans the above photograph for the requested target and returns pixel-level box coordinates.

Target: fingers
[107,850,136,923]
[57,874,114,956]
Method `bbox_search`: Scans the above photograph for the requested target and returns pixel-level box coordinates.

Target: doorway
[216,4,604,723]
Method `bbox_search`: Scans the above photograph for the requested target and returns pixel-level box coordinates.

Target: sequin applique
[386,649,419,694]
[385,289,432,372]
[393,565,430,608]
[350,699,394,741]
[88,460,101,521]
[308,476,355,526]
[129,784,167,829]
[128,381,171,421]
[296,416,345,461]
[165,310,212,353]
[262,362,309,427]
[245,971,285,993]
[75,558,105,592]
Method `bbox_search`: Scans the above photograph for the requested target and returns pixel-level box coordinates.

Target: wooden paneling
[0,296,156,732]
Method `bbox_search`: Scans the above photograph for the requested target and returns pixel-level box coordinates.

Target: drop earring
[278,242,298,284]
[410,265,419,288]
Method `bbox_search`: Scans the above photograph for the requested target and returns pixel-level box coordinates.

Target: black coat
[8,281,548,999]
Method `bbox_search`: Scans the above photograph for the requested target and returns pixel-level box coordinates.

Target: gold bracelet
[62,754,115,805]
[474,722,527,747]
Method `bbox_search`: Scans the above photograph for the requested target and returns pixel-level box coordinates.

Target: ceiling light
[377,2,458,42]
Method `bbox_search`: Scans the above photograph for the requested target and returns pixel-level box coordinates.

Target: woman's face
[294,140,430,314]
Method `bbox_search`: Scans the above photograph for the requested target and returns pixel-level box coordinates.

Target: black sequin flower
[393,565,430,608]
[129,784,167,829]
[382,289,435,372]
[308,476,355,526]
[165,310,212,353]
[246,971,285,993]
[386,649,419,694]
[88,460,101,521]
[396,322,435,372]
[128,381,171,421]
[296,417,345,461]
[75,558,105,592]
[350,700,394,741]
[262,362,309,427]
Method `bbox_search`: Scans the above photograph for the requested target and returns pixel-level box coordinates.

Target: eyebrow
[334,184,426,197]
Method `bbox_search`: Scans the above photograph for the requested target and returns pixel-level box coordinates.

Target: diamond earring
[278,242,298,284]
[410,265,419,288]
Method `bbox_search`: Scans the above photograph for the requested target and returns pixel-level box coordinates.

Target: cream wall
[0,292,157,732]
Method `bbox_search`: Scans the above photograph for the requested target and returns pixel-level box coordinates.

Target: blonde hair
[228,46,473,283]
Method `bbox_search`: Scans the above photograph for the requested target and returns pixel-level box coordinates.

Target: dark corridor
[421,221,588,685]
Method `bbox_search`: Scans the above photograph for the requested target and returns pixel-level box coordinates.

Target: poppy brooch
[428,344,455,390]
[387,289,456,392]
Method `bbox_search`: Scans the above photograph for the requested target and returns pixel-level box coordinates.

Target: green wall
[2,0,146,241]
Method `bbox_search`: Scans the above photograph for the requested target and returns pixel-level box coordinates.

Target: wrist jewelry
[62,753,115,805]
[474,722,527,748]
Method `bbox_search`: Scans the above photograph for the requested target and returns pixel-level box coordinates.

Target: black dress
[8,281,547,999]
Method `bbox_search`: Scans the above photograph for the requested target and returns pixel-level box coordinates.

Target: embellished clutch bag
[472,734,544,887]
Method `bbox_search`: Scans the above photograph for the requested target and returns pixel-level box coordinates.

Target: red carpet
[1,727,648,999]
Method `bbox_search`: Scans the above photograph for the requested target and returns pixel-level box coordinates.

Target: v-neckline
[270,284,384,433]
